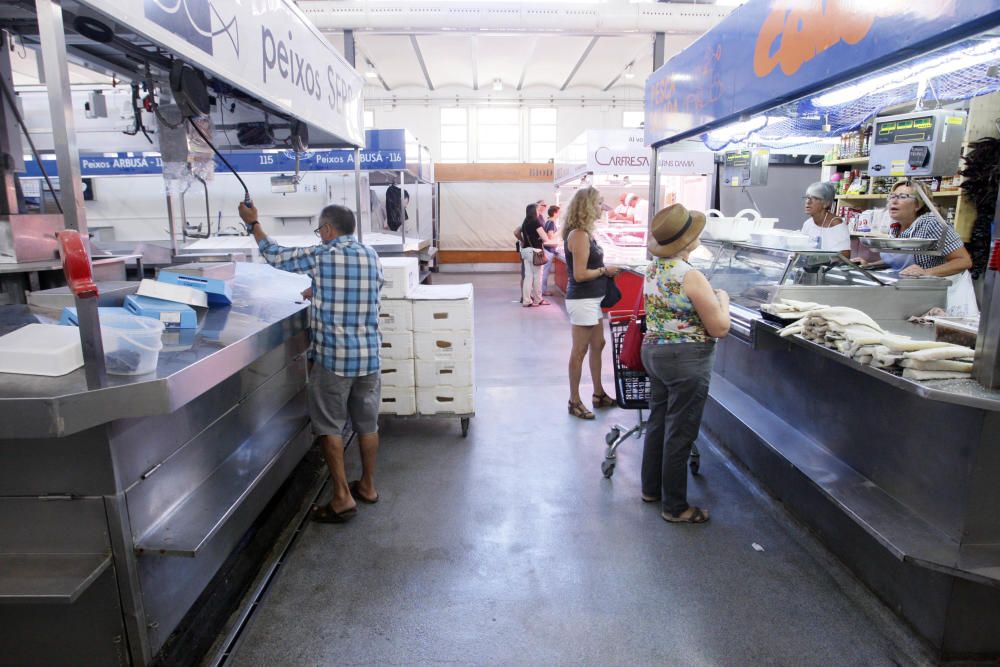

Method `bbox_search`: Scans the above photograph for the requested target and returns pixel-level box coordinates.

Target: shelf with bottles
[822,124,874,165]
[836,190,962,201]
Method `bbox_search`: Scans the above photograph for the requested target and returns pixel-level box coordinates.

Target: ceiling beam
[603,37,654,92]
[353,40,391,91]
[516,36,540,91]
[409,35,435,91]
[560,36,600,91]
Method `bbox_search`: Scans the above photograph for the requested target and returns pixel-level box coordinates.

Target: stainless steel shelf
[0,554,111,604]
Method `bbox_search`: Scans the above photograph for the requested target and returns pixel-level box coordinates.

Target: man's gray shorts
[308,364,381,437]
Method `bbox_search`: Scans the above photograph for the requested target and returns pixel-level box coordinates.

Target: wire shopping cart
[602,310,700,479]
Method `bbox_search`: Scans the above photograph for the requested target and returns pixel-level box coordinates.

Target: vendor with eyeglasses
[879,179,976,315]
[800,182,850,256]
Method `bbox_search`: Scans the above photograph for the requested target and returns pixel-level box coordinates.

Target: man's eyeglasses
[887,194,916,202]
[313,223,329,237]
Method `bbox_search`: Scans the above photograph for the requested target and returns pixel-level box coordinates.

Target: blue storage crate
[124,294,198,329]
[157,270,233,306]
[59,306,129,327]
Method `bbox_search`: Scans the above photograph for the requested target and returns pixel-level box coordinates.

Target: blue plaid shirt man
[258,235,383,377]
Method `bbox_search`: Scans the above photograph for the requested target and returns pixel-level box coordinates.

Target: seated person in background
[800,181,850,257]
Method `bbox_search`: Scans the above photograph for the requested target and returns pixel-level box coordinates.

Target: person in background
[240,202,383,524]
[610,193,629,221]
[563,186,621,419]
[641,203,730,524]
[541,204,561,296]
[881,179,976,315]
[520,203,550,307]
[800,182,850,256]
[536,199,548,227]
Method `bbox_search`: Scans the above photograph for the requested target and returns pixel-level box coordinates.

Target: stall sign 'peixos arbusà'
[644,0,1000,146]
[75,0,365,147]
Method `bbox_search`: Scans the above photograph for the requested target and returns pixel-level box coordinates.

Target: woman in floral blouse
[641,203,731,524]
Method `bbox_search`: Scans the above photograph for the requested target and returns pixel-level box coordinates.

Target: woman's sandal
[568,400,595,420]
[311,503,358,524]
[592,393,616,408]
[661,507,710,524]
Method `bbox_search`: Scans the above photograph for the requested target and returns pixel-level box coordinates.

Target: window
[363,110,375,129]
[476,107,520,163]
[440,108,468,163]
[529,108,557,163]
[623,111,645,129]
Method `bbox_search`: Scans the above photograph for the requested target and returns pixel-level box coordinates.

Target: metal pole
[165,193,179,256]
[0,35,22,215]
[974,188,1000,388]
[344,29,356,67]
[35,0,87,236]
[399,170,406,247]
[653,32,665,71]
[354,147,363,242]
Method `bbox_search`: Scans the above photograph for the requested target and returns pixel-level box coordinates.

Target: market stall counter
[0,263,312,665]
[682,242,1000,655]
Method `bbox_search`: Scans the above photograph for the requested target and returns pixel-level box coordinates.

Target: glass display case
[591,223,649,266]
[691,241,891,310]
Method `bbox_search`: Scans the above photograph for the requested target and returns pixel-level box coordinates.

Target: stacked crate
[411,284,475,416]
[377,258,419,416]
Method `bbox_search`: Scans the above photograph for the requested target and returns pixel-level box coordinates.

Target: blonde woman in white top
[800,182,850,256]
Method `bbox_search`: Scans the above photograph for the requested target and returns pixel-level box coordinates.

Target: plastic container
[99,312,165,376]
[0,324,83,376]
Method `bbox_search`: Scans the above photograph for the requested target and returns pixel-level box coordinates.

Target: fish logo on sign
[144,0,240,58]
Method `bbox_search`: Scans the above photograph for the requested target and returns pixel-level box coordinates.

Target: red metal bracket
[57,230,99,299]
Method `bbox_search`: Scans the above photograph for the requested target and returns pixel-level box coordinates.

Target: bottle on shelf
[862,125,873,157]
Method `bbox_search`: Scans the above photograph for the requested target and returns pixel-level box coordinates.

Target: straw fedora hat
[647,203,706,258]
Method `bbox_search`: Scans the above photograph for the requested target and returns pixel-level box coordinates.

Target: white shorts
[566,297,604,326]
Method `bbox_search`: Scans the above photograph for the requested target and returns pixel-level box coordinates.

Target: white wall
[370,105,636,163]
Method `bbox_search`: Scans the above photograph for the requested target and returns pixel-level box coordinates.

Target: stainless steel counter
[702,305,1000,658]
[0,263,313,666]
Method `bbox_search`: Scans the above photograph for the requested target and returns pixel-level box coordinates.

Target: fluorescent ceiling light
[624,64,635,80]
[492,78,503,91]
[813,38,1000,107]
[671,73,692,82]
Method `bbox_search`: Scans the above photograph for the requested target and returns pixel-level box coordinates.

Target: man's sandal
[592,393,616,408]
[661,507,710,524]
[568,400,595,420]
[349,480,379,504]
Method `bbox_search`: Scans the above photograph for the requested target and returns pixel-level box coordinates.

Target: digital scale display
[724,150,751,167]
[875,115,935,145]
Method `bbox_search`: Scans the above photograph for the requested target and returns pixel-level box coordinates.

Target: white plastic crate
[379,385,416,416]
[415,359,473,387]
[414,330,473,361]
[417,385,474,415]
[409,284,474,332]
[378,298,413,333]
[379,358,415,387]
[380,257,419,299]
[379,332,414,360]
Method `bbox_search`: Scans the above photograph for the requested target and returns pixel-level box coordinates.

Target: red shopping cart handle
[57,230,99,299]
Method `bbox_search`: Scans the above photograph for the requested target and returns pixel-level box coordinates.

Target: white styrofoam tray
[0,324,84,376]
[379,358,415,387]
[414,330,473,361]
[379,385,416,416]
[378,299,414,332]
[136,278,208,308]
[415,359,474,387]
[417,385,475,415]
[379,332,414,360]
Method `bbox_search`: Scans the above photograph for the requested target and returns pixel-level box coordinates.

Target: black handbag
[600,274,622,308]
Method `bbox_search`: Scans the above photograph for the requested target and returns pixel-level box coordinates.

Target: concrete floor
[227,273,932,666]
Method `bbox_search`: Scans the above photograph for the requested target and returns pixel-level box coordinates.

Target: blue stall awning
[644,1,1000,148]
